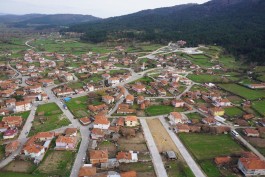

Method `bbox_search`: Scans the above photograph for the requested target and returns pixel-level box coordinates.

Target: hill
[68,0,265,64]
[0,14,100,27]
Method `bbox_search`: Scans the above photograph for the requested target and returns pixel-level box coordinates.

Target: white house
[108,77,120,85]
[93,116,110,130]
[14,101,31,112]
[116,151,138,163]
[23,144,45,158]
[168,112,187,125]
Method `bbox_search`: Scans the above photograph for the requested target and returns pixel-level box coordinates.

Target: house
[93,115,110,129]
[39,79,54,87]
[202,117,217,126]
[55,136,78,150]
[168,112,187,125]
[125,94,134,104]
[210,107,225,116]
[171,99,185,108]
[157,88,167,96]
[28,85,42,93]
[2,116,22,127]
[117,104,136,114]
[214,98,232,107]
[247,83,265,89]
[0,122,8,132]
[176,124,190,133]
[243,114,255,120]
[89,150,108,164]
[79,117,91,126]
[3,128,18,139]
[23,144,45,158]
[102,95,115,104]
[238,157,265,176]
[137,96,145,105]
[214,156,231,166]
[121,171,137,177]
[65,73,74,81]
[91,128,105,140]
[64,128,78,137]
[243,128,260,137]
[132,84,146,93]
[87,84,94,92]
[102,73,111,80]
[116,151,138,163]
[125,116,139,127]
[116,117,124,127]
[5,140,20,156]
[78,166,97,177]
[14,101,31,112]
[35,132,55,141]
[5,98,16,107]
[108,77,120,85]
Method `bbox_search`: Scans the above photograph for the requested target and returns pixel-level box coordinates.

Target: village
[1,33,265,177]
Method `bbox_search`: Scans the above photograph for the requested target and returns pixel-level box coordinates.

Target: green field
[190,54,210,59]
[179,133,243,177]
[186,112,204,120]
[145,105,185,116]
[166,161,195,177]
[66,96,89,118]
[218,84,265,100]
[188,74,224,83]
[0,145,5,159]
[31,39,111,54]
[0,172,45,177]
[30,103,69,135]
[252,100,265,116]
[224,107,244,117]
[179,133,243,160]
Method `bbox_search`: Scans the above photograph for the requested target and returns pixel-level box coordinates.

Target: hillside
[68,0,265,64]
[0,14,100,27]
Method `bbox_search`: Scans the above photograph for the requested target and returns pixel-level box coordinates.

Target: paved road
[0,104,37,168]
[140,119,168,177]
[159,117,206,177]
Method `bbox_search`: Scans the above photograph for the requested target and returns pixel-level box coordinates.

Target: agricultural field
[30,38,111,54]
[218,83,265,100]
[188,74,225,83]
[66,96,89,118]
[145,105,185,116]
[224,107,244,118]
[179,133,244,177]
[30,103,70,135]
[36,150,76,177]
[252,100,265,116]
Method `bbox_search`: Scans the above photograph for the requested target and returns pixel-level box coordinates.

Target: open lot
[165,160,195,177]
[36,150,75,176]
[188,74,230,83]
[0,145,5,159]
[118,132,148,152]
[252,100,265,116]
[2,160,36,173]
[186,112,204,120]
[218,83,265,100]
[66,96,89,118]
[119,162,156,177]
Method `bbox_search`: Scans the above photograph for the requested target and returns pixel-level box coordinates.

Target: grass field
[36,103,62,116]
[252,100,265,116]
[0,145,5,159]
[178,133,243,177]
[30,103,69,135]
[190,54,210,59]
[218,84,265,100]
[188,74,224,83]
[66,96,89,118]
[224,107,244,117]
[36,150,75,177]
[145,105,185,116]
[186,112,204,120]
[178,133,243,160]
[31,39,111,54]
[166,161,195,177]
[0,172,45,177]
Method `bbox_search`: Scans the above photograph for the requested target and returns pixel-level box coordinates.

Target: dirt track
[146,118,183,161]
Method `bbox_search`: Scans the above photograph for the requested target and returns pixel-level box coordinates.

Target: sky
[0,0,209,18]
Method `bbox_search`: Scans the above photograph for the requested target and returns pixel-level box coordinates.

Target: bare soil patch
[2,160,34,173]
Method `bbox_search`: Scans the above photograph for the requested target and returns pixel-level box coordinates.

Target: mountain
[68,0,265,64]
[0,14,100,27]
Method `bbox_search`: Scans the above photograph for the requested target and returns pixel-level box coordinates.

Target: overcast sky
[0,0,209,18]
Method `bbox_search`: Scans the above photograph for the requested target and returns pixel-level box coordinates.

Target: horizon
[0,0,209,18]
